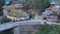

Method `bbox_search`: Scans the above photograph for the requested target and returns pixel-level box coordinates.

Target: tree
[0,0,5,16]
[27,0,50,14]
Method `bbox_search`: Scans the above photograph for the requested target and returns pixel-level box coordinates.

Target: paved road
[0,19,59,31]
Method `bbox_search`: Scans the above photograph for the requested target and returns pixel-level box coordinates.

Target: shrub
[0,16,11,23]
[0,0,5,16]
[27,0,50,14]
[36,25,60,34]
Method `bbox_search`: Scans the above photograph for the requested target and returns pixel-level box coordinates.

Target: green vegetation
[0,16,11,24]
[0,0,5,16]
[27,0,50,14]
[36,25,60,34]
[57,0,60,2]
[0,29,13,34]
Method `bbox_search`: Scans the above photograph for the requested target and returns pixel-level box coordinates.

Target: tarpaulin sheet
[48,0,60,5]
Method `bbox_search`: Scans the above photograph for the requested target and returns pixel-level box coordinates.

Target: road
[0,19,59,31]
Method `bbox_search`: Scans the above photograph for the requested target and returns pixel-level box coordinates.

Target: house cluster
[42,2,60,22]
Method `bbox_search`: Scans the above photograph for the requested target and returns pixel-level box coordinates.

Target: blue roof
[48,0,60,6]
[48,0,56,2]
[5,0,10,5]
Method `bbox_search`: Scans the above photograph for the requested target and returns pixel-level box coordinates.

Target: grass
[36,25,60,34]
